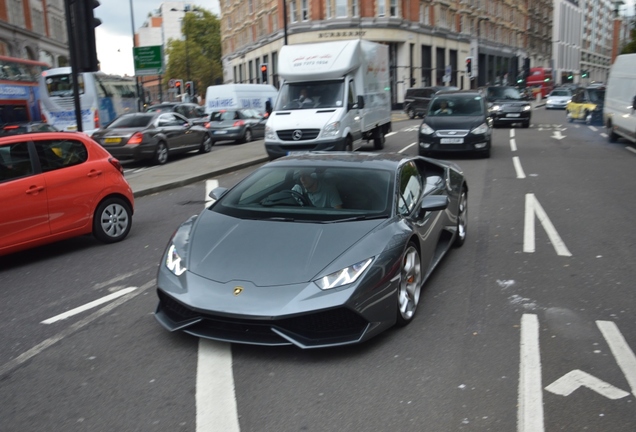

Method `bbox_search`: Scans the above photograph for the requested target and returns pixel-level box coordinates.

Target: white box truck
[264,39,392,160]
[204,84,278,115]
[604,54,636,144]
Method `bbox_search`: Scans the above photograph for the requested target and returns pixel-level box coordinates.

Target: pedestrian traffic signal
[261,64,268,83]
[69,0,102,72]
[581,70,589,78]
[185,81,194,96]
[175,79,183,95]
[465,57,473,77]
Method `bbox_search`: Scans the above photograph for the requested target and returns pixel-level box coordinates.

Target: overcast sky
[95,0,220,77]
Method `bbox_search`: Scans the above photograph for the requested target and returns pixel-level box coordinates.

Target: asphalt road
[1,107,635,432]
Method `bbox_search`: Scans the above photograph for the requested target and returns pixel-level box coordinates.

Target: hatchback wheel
[153,141,168,165]
[396,243,422,326]
[93,197,132,243]
[199,134,213,153]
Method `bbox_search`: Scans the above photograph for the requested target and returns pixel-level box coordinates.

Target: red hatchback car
[0,132,134,256]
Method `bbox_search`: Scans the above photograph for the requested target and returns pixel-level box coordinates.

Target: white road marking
[510,138,517,151]
[91,266,154,290]
[524,193,572,256]
[41,287,137,324]
[551,131,566,140]
[545,369,629,399]
[513,157,526,179]
[197,340,240,432]
[600,133,608,138]
[0,280,154,378]
[518,314,545,432]
[597,321,636,396]
[400,142,416,153]
[510,129,515,138]
[205,179,219,207]
[626,146,636,155]
[588,126,598,132]
[386,131,398,137]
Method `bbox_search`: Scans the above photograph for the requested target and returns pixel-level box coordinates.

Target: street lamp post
[283,0,288,45]
[129,0,144,111]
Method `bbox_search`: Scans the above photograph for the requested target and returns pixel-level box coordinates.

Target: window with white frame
[420,1,430,25]
[438,5,448,28]
[31,8,45,35]
[248,0,253,14]
[290,0,298,23]
[390,0,398,17]
[351,0,358,17]
[273,11,279,31]
[302,0,309,20]
[336,0,347,17]
[326,0,332,18]
[9,0,26,28]
[378,0,386,17]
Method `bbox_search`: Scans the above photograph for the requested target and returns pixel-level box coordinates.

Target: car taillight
[127,132,143,145]
[108,157,124,174]
[233,120,245,127]
[94,110,100,128]
[203,122,210,128]
[3,125,19,130]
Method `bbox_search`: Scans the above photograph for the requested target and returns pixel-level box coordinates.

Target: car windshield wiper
[263,216,296,222]
[320,214,388,224]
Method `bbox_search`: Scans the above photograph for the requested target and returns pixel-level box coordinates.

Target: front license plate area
[507,113,520,117]
[440,138,464,144]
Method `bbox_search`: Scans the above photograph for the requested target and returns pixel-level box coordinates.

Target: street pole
[129,0,144,111]
[283,0,288,45]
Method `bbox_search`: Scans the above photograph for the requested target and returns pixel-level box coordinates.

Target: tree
[164,7,223,98]
[621,28,636,54]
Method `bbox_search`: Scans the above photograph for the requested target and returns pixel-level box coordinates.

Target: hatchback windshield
[550,90,570,97]
[588,89,605,103]
[486,86,523,101]
[428,95,484,117]
[108,114,154,128]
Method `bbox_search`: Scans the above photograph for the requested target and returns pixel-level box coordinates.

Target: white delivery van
[264,39,392,160]
[204,84,278,114]
[604,54,636,144]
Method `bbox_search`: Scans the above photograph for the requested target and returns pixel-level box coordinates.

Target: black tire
[522,120,530,128]
[373,127,385,150]
[153,141,168,165]
[199,134,213,153]
[584,110,592,125]
[93,197,132,243]
[396,242,422,327]
[242,128,253,143]
[454,187,468,247]
[344,136,353,152]
[608,122,619,143]
[407,107,415,119]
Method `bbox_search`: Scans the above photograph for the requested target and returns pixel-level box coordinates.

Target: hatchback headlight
[523,105,532,111]
[419,123,435,135]
[471,123,489,135]
[315,258,373,290]
[490,104,502,112]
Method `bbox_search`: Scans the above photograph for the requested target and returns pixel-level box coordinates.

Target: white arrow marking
[524,193,572,256]
[552,130,566,140]
[545,369,629,399]
[518,314,545,432]
[597,320,636,396]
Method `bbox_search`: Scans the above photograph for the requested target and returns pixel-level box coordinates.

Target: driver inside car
[292,169,342,208]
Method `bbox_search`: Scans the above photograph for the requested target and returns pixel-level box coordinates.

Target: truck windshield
[275,81,345,110]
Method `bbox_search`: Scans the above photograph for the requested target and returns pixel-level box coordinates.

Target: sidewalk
[127,110,412,198]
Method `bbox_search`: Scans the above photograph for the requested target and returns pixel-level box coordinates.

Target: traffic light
[175,79,183,95]
[523,57,531,79]
[410,77,416,87]
[465,57,473,78]
[261,63,268,83]
[581,70,589,78]
[185,81,194,96]
[68,0,102,72]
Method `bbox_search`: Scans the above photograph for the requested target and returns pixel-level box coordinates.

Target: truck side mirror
[632,96,636,111]
[357,95,365,109]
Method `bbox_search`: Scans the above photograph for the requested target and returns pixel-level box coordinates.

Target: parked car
[418,90,492,158]
[0,122,58,137]
[404,86,459,119]
[207,108,267,144]
[566,85,605,125]
[154,152,468,348]
[0,131,134,256]
[545,88,572,110]
[91,112,213,165]
[485,86,533,128]
[145,102,209,127]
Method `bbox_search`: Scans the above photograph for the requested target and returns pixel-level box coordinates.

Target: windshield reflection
[275,81,345,111]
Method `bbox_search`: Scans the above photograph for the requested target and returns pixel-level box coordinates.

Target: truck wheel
[373,127,385,150]
[407,108,415,119]
[345,137,353,152]
[607,122,619,143]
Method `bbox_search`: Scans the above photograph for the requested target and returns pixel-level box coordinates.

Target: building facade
[0,0,69,66]
[219,0,552,108]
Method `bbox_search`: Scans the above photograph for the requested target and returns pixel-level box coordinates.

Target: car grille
[436,130,469,137]
[277,129,320,141]
[158,291,369,346]
[502,105,524,113]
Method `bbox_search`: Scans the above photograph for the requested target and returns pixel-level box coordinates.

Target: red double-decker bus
[526,67,554,99]
[0,55,50,123]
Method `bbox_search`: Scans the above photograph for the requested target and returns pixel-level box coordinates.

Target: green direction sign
[133,46,163,76]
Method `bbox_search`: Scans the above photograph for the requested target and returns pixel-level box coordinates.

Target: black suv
[404,86,458,119]
[485,86,533,128]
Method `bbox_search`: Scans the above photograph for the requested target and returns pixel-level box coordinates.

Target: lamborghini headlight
[315,258,373,290]
[165,244,187,276]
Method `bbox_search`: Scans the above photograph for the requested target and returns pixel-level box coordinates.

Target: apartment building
[0,0,69,66]
[219,0,552,107]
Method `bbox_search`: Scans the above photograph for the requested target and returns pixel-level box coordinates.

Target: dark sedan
[208,108,267,144]
[418,91,492,158]
[91,112,213,165]
[485,86,532,128]
[155,152,468,348]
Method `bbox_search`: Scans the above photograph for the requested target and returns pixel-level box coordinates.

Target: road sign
[133,45,163,76]
[443,74,450,83]
[169,78,176,88]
